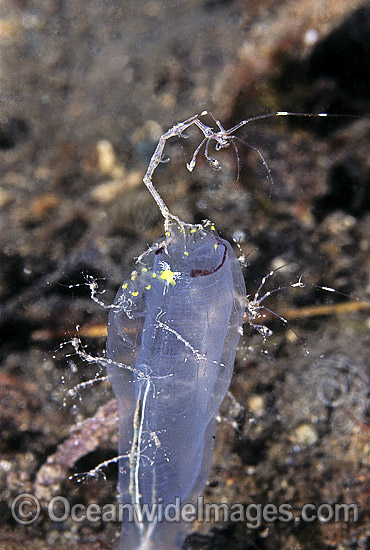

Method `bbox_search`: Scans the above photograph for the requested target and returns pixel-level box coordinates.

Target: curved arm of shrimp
[229,138,241,182]
[187,137,207,172]
[202,111,227,134]
[204,138,222,171]
[234,136,273,194]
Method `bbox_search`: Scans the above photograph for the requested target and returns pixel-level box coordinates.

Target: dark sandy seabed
[1,1,370,549]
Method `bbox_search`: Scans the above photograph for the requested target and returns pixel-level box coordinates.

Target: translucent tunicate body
[106,222,246,550]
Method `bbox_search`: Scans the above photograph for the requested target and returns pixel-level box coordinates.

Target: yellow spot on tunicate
[184,251,189,256]
[131,291,139,297]
[190,228,196,234]
[165,231,170,237]
[152,273,157,278]
[211,224,215,231]
[123,283,128,289]
[160,268,177,286]
[214,244,218,250]
[142,267,148,272]
[146,284,151,290]
[131,274,136,281]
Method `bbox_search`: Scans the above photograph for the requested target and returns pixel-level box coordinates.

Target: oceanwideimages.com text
[11,493,359,528]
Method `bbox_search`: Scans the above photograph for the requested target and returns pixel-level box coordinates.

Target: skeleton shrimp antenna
[225,110,329,134]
